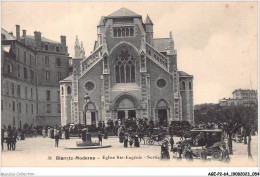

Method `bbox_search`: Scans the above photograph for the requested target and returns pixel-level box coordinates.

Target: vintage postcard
[0,1,259,173]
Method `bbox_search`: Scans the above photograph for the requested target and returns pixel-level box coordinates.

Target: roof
[178,71,193,77]
[145,15,153,25]
[60,75,73,83]
[106,7,141,18]
[232,89,257,94]
[22,35,60,44]
[1,28,16,40]
[153,38,171,52]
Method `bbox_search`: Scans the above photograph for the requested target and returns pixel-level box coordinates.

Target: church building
[60,8,194,126]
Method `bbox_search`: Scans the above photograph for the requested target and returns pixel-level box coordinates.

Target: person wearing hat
[129,135,133,148]
[123,134,128,148]
[161,140,170,159]
[200,147,207,161]
[169,135,174,152]
[98,131,103,146]
[221,145,230,162]
[134,134,140,147]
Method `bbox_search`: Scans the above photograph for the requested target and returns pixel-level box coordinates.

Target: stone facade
[60,8,194,126]
[1,26,70,128]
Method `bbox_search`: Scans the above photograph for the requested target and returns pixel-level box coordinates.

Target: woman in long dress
[134,134,140,147]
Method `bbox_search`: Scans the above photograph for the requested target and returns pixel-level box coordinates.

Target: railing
[146,43,169,72]
[81,46,102,75]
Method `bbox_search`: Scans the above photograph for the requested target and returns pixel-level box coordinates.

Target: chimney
[16,25,20,41]
[22,30,26,37]
[34,31,42,49]
[60,35,67,53]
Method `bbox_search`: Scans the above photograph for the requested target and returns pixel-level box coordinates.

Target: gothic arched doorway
[83,102,97,126]
[156,99,169,126]
[114,94,139,121]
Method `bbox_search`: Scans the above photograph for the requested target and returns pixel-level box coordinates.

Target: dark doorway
[91,112,96,126]
[158,109,167,126]
[118,111,125,120]
[128,110,136,118]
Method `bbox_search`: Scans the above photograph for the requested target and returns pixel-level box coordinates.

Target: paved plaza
[1,135,258,167]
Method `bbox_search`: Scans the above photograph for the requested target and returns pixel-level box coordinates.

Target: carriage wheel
[212,150,222,161]
[146,139,151,145]
[150,139,155,145]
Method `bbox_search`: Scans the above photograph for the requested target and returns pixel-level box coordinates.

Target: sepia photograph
[0,1,259,176]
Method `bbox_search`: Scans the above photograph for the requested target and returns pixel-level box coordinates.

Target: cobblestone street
[1,135,258,167]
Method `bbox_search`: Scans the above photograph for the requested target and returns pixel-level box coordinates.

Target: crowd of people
[1,124,23,151]
[2,118,234,163]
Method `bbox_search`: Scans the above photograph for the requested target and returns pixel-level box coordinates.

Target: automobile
[177,129,225,160]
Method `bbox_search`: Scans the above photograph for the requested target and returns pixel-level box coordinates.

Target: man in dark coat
[200,147,207,161]
[104,127,108,139]
[98,131,102,146]
[1,128,4,150]
[11,128,18,150]
[55,132,59,147]
[7,130,12,150]
[169,136,174,152]
[221,145,230,162]
[161,141,170,159]
[124,135,128,148]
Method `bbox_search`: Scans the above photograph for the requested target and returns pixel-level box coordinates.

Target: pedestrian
[200,147,207,161]
[185,146,194,160]
[221,145,230,162]
[161,140,170,159]
[1,128,4,150]
[129,136,133,148]
[124,135,128,148]
[6,131,12,150]
[104,128,108,139]
[42,127,46,138]
[20,129,25,140]
[169,136,174,152]
[119,131,124,143]
[11,128,18,150]
[55,131,59,147]
[134,134,140,147]
[98,131,103,146]
[177,144,182,159]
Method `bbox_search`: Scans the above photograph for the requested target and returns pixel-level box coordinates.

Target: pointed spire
[145,15,153,25]
[80,41,85,52]
[170,31,173,40]
[75,35,80,47]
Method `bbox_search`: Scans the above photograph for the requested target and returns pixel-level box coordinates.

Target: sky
[1,1,258,105]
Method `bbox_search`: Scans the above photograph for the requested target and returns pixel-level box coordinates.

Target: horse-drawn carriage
[146,127,169,145]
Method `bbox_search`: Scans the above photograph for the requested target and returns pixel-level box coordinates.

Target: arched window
[122,28,125,37]
[113,28,117,37]
[67,86,71,94]
[104,56,108,70]
[118,28,121,37]
[130,27,134,36]
[181,81,185,90]
[189,82,192,90]
[115,49,136,83]
[126,28,129,36]
[61,86,64,95]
